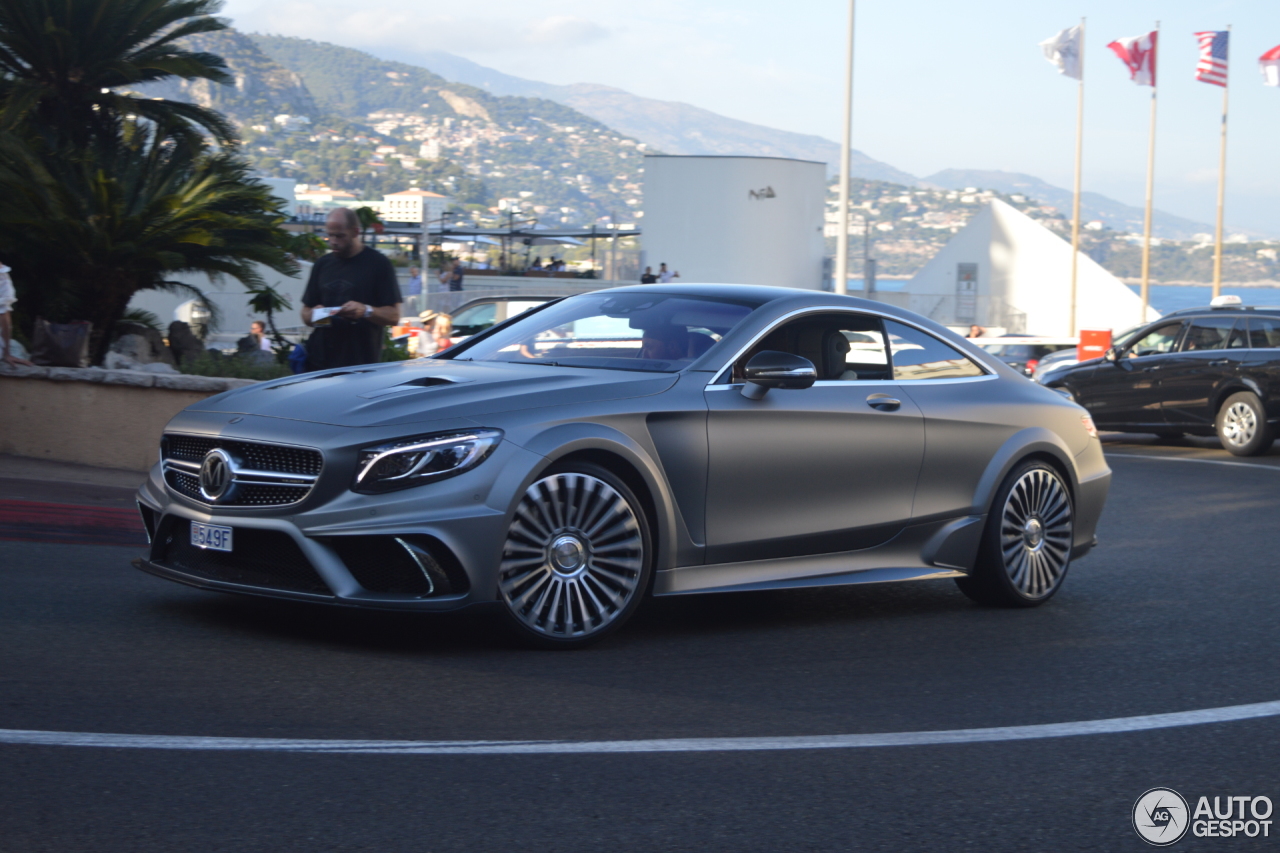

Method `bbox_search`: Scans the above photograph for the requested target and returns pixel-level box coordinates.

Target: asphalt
[1,437,1278,851]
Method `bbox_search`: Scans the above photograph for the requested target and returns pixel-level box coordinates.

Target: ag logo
[198,448,234,502]
[1134,788,1190,846]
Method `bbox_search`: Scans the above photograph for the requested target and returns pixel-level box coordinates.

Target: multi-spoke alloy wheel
[1216,391,1274,456]
[498,466,650,647]
[956,461,1074,607]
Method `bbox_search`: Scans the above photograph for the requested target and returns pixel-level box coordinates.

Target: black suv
[1044,304,1280,455]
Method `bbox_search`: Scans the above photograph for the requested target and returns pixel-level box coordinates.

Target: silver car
[135,285,1111,648]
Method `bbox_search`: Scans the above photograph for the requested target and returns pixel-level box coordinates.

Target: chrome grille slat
[162,434,323,508]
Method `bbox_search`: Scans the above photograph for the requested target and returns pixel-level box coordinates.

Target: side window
[1127,322,1184,358]
[1181,317,1239,351]
[1248,317,1280,348]
[883,321,985,380]
[732,312,892,382]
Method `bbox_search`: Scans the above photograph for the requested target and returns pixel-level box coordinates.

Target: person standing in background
[640,266,657,284]
[0,263,34,367]
[439,259,464,292]
[404,266,422,315]
[300,208,402,370]
[658,263,679,283]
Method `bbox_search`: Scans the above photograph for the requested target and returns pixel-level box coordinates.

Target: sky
[222,0,1280,235]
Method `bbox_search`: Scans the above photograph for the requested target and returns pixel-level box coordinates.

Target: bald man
[301,208,402,369]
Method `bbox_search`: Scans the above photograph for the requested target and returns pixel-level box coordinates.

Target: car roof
[1162,305,1280,318]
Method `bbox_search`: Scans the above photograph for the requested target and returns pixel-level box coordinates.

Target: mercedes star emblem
[198,449,235,502]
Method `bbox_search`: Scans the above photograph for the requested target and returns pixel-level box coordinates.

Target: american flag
[1195,30,1229,87]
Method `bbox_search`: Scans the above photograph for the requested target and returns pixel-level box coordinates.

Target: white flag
[1041,26,1083,80]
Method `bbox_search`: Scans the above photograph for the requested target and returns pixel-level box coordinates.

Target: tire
[496,462,652,649]
[955,460,1074,608]
[1215,391,1275,457]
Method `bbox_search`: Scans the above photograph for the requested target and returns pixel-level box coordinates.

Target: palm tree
[0,123,297,363]
[0,0,236,146]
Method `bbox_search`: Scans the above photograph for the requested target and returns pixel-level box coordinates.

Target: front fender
[514,422,684,573]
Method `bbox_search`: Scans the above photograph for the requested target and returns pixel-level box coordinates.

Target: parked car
[1043,304,1280,455]
[976,336,1078,376]
[1032,325,1144,384]
[135,285,1110,647]
[448,295,559,343]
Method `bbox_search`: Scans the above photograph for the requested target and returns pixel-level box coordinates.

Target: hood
[190,359,679,428]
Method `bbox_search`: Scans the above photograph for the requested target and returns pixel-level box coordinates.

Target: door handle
[1208,359,1230,367]
[866,393,901,411]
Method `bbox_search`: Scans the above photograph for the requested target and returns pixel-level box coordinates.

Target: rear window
[1248,317,1280,348]
[1182,317,1245,351]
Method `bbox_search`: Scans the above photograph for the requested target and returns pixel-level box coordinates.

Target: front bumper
[135,422,548,611]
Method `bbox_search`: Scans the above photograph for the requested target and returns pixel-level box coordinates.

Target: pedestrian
[300,208,402,370]
[417,310,440,357]
[0,262,34,367]
[640,266,657,284]
[967,324,987,339]
[403,265,423,315]
[250,321,272,352]
[657,263,679,283]
[439,259,464,292]
[434,314,454,351]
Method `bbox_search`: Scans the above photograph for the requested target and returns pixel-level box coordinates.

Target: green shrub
[178,350,292,380]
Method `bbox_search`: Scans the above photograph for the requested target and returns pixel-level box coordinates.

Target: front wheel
[497,463,652,649]
[1216,391,1275,456]
[956,460,1074,607]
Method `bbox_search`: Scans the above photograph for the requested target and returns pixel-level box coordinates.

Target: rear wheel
[956,460,1073,608]
[496,463,652,649]
[1216,391,1275,456]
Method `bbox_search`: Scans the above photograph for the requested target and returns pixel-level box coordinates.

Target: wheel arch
[1211,380,1264,419]
[517,423,680,572]
[971,428,1079,516]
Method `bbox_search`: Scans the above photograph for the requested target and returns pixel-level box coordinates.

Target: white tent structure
[902,199,1160,335]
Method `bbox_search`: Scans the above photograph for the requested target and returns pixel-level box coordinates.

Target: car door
[1160,316,1247,427]
[1076,320,1186,429]
[703,311,925,565]
[1241,316,1280,422]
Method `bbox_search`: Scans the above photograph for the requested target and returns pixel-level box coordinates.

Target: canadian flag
[1261,45,1280,87]
[1108,31,1158,87]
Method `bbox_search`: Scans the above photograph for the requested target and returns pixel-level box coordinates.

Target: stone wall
[0,366,257,473]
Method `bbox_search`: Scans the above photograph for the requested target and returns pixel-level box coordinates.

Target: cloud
[524,16,609,47]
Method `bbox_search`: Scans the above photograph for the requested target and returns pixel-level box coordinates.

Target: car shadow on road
[146,576,982,655]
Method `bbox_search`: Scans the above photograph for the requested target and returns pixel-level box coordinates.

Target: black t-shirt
[301,248,401,369]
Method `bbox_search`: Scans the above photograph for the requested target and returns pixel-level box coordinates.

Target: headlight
[353,430,502,494]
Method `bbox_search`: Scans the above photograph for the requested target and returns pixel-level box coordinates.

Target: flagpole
[1140,22,1159,324]
[1212,25,1231,299]
[833,0,856,296]
[1068,17,1085,337]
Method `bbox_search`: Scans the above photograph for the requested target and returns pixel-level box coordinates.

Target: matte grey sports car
[135,284,1111,647]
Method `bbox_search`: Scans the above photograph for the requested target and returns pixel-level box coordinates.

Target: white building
[642,155,826,290]
[272,114,311,131]
[903,199,1160,335]
[382,188,451,226]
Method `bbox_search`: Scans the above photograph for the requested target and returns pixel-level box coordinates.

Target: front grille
[162,434,322,508]
[155,517,330,595]
[328,535,469,597]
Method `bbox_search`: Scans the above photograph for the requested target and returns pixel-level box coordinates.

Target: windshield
[446,291,762,372]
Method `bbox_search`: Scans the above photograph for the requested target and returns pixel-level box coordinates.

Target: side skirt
[653,515,984,596]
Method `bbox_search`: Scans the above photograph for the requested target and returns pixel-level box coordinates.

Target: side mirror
[741,351,817,400]
[1103,347,1119,363]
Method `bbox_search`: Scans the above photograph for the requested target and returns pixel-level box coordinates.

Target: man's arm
[335,301,399,326]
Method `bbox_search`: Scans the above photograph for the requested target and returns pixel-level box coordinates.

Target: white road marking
[3,700,1279,755]
[1106,452,1280,472]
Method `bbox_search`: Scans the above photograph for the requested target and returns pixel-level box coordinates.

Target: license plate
[190,522,233,552]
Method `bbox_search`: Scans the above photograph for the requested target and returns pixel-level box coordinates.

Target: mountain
[133,29,318,120]
[922,169,1215,241]
[358,47,916,183]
